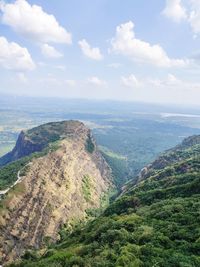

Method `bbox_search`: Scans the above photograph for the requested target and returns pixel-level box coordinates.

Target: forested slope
[9,135,200,267]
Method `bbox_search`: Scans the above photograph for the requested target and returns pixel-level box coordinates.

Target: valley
[0,97,200,266]
[6,132,200,267]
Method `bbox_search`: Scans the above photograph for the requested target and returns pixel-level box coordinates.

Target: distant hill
[0,121,113,264]
[0,120,89,167]
[11,135,200,267]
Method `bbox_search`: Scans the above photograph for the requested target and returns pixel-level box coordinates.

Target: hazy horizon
[0,0,200,106]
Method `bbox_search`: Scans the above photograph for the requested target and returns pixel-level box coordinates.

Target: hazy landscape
[1,95,200,187]
[1,0,200,266]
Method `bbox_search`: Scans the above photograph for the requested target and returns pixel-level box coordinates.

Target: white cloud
[16,72,28,83]
[79,39,103,60]
[148,74,182,88]
[162,0,200,36]
[41,44,63,58]
[120,73,183,89]
[148,78,163,87]
[87,76,106,86]
[162,0,187,23]
[121,74,142,88]
[0,0,72,44]
[111,21,187,67]
[189,0,200,35]
[0,36,35,71]
[167,73,181,85]
[65,79,76,87]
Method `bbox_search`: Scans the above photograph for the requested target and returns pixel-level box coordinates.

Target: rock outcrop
[0,121,113,264]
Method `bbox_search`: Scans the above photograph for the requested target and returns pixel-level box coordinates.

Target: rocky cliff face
[0,120,90,167]
[0,131,44,166]
[0,121,113,264]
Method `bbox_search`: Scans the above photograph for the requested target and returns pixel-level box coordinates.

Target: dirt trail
[0,163,32,198]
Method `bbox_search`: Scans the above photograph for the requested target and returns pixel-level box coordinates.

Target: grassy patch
[100,146,128,188]
[0,183,25,214]
[0,157,30,190]
[82,174,92,202]
[99,146,127,160]
[86,189,117,218]
[85,134,95,154]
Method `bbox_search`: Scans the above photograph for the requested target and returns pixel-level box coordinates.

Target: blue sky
[0,0,200,106]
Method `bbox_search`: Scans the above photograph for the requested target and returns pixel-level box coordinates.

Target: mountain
[0,121,113,264]
[11,135,200,267]
[0,120,93,167]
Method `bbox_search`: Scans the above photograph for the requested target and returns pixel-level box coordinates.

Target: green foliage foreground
[8,136,200,267]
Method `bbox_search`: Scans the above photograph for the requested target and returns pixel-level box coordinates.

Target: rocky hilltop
[0,120,92,167]
[0,121,113,264]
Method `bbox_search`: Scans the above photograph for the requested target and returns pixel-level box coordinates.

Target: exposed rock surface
[0,121,92,167]
[0,121,113,264]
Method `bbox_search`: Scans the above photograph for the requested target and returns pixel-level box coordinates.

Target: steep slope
[0,121,113,265]
[12,135,200,267]
[123,134,200,192]
[0,121,88,167]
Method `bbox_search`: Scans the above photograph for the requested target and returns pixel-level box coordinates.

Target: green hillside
[8,135,200,267]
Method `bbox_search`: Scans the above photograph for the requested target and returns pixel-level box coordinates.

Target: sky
[0,0,200,106]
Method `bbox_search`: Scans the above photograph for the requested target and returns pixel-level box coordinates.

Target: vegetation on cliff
[0,121,113,264]
[0,141,60,190]
[0,121,95,190]
[9,135,200,267]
